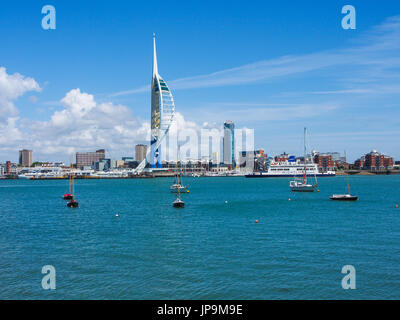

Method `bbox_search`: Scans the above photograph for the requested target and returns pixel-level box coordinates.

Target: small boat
[63,168,73,200]
[63,193,73,200]
[173,198,185,208]
[290,127,318,192]
[67,199,79,207]
[172,146,185,208]
[290,180,316,192]
[330,194,358,201]
[170,148,189,193]
[330,174,357,201]
[170,183,189,193]
[170,164,189,193]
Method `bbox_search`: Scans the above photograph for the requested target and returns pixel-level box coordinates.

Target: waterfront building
[116,160,125,168]
[354,156,365,169]
[122,157,137,168]
[54,162,65,167]
[361,150,393,171]
[239,150,269,171]
[313,153,337,172]
[210,165,229,174]
[212,152,220,165]
[6,161,11,174]
[148,34,175,169]
[92,158,117,171]
[238,150,257,171]
[239,151,252,167]
[135,144,147,162]
[94,161,106,171]
[275,152,290,163]
[254,150,270,171]
[19,149,33,167]
[223,120,235,169]
[326,152,341,162]
[76,149,105,168]
[5,161,17,175]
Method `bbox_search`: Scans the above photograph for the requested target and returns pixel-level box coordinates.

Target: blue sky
[0,0,399,162]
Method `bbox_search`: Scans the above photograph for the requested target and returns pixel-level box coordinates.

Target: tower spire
[153,33,158,76]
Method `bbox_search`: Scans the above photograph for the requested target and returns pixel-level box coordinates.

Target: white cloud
[26,88,150,159]
[0,67,41,122]
[0,86,214,162]
[0,67,41,158]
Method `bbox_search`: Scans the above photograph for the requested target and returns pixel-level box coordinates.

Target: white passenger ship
[245,161,335,178]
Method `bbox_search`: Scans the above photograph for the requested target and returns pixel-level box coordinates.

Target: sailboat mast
[69,165,72,193]
[347,174,350,195]
[176,143,181,200]
[304,127,307,183]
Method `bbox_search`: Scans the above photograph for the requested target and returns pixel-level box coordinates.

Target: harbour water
[1,175,399,299]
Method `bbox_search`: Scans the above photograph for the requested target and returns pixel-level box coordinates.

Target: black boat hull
[67,201,79,208]
[330,196,358,201]
[173,201,185,208]
[246,173,335,178]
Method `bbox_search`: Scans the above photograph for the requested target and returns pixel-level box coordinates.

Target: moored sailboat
[172,148,184,208]
[330,174,358,201]
[290,127,318,192]
[170,171,189,193]
[63,170,73,200]
[67,172,79,208]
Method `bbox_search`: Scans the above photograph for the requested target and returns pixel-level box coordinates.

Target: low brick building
[313,153,337,172]
[355,150,393,171]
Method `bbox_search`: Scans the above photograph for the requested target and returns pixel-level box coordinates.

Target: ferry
[18,171,66,179]
[245,161,335,178]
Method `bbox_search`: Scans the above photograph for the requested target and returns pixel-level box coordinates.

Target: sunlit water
[1,175,399,299]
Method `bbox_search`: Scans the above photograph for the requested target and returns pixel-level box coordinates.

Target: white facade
[135,34,175,173]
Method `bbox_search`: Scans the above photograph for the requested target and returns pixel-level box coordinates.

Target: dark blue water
[1,175,400,299]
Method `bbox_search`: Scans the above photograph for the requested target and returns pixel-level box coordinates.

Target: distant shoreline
[1,170,400,180]
[335,170,400,175]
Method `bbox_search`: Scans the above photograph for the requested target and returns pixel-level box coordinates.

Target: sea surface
[0,175,400,299]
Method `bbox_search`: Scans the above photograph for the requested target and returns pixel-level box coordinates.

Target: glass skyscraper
[223,120,235,168]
